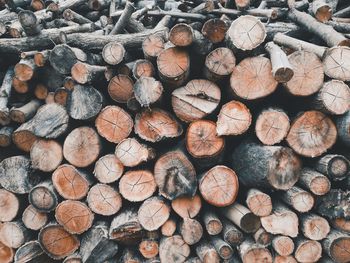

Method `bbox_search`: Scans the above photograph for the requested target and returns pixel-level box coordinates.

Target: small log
[30,139,63,172]
[287,8,350,47]
[29,180,58,213]
[102,41,126,65]
[14,59,36,82]
[169,23,194,47]
[55,200,94,234]
[230,56,278,100]
[323,46,350,81]
[180,218,203,245]
[202,210,223,236]
[38,223,79,260]
[332,218,350,233]
[161,218,176,237]
[216,100,251,136]
[22,205,47,231]
[119,248,142,263]
[12,77,30,94]
[63,9,93,24]
[18,10,41,36]
[286,111,337,157]
[0,188,20,222]
[34,50,50,67]
[226,15,266,51]
[201,18,229,43]
[172,79,221,123]
[260,202,299,237]
[238,239,273,263]
[311,0,332,22]
[133,77,163,107]
[133,59,155,79]
[231,141,301,190]
[337,111,350,146]
[138,196,170,231]
[323,229,350,263]
[298,168,330,196]
[314,80,350,115]
[63,127,101,168]
[253,227,272,246]
[34,84,48,100]
[274,256,297,263]
[110,1,135,35]
[64,253,82,263]
[109,207,143,245]
[196,240,220,263]
[71,62,105,84]
[94,154,123,184]
[246,188,272,217]
[272,236,294,256]
[142,34,165,61]
[221,203,261,233]
[284,50,324,96]
[108,75,134,103]
[80,221,118,263]
[135,108,183,142]
[265,41,294,82]
[255,108,290,145]
[54,88,70,106]
[159,235,190,263]
[199,165,238,207]
[300,213,330,241]
[221,218,244,246]
[316,189,350,219]
[171,194,202,219]
[0,67,14,126]
[10,99,41,123]
[52,164,92,200]
[315,154,349,182]
[204,47,236,81]
[154,150,197,200]
[0,127,13,147]
[0,242,13,263]
[87,183,122,216]
[191,30,213,56]
[0,156,39,194]
[280,186,314,213]
[157,47,190,88]
[95,105,133,143]
[294,238,322,263]
[119,170,157,202]
[14,240,53,263]
[0,221,30,248]
[211,236,233,260]
[139,231,159,259]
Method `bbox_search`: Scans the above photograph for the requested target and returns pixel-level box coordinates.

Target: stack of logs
[0,0,350,262]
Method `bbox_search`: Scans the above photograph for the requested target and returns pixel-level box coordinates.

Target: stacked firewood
[0,0,350,262]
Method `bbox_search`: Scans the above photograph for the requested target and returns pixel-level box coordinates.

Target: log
[63,127,101,168]
[161,218,176,237]
[226,15,266,51]
[298,168,331,195]
[180,218,203,245]
[286,111,337,157]
[273,256,297,263]
[30,139,63,172]
[210,236,233,260]
[63,9,93,24]
[331,218,350,234]
[221,218,244,246]
[142,34,165,61]
[202,210,223,236]
[157,47,190,88]
[260,202,299,237]
[316,189,350,219]
[9,99,41,123]
[253,227,272,246]
[34,84,49,100]
[230,56,278,100]
[231,141,301,190]
[0,242,14,263]
[336,111,350,146]
[323,47,350,81]
[265,41,294,82]
[159,235,190,263]
[315,154,350,182]
[300,213,330,241]
[216,100,251,136]
[169,23,194,47]
[0,221,30,248]
[154,150,197,200]
[272,235,294,256]
[238,239,272,263]
[110,1,135,35]
[94,154,124,184]
[34,50,50,67]
[63,253,82,263]
[311,0,332,22]
[87,183,122,216]
[294,238,322,263]
[204,47,236,82]
[119,248,142,263]
[0,127,13,147]
[221,203,261,233]
[119,170,157,202]
[14,240,53,263]
[71,62,106,84]
[199,165,238,207]
[22,205,47,231]
[323,229,350,263]
[133,77,163,107]
[0,156,39,194]
[280,186,314,213]
[14,58,36,81]
[172,79,221,123]
[102,41,126,65]
[0,189,20,222]
[314,80,350,115]
[38,223,80,260]
[201,18,229,44]
[171,194,202,219]
[0,67,14,126]
[52,164,92,200]
[108,75,134,103]
[138,196,170,231]
[12,77,30,94]
[135,108,183,142]
[109,207,143,245]
[246,188,272,217]
[95,105,133,143]
[284,50,324,96]
[28,180,58,212]
[133,59,155,79]
[18,10,41,36]
[195,241,220,263]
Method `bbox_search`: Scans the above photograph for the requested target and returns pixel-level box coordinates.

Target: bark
[221,218,244,246]
[107,75,134,103]
[14,240,53,263]
[0,67,14,126]
[323,229,350,263]
[171,194,202,219]
[316,189,350,219]
[0,127,13,147]
[18,10,41,36]
[29,180,58,213]
[202,210,223,235]
[110,1,135,35]
[311,0,332,22]
[159,235,190,263]
[246,188,272,217]
[22,205,47,231]
[204,47,236,81]
[253,227,272,246]
[30,139,63,172]
[336,111,350,146]
[298,168,331,196]
[94,154,124,184]
[63,9,93,24]
[315,154,350,181]
[133,77,163,107]
[210,236,233,260]
[138,196,170,231]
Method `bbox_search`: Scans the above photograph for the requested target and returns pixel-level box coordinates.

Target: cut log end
[169,23,194,47]
[295,239,322,263]
[202,18,229,44]
[323,47,350,81]
[102,41,125,65]
[142,34,165,59]
[22,205,47,230]
[138,197,170,231]
[159,235,190,263]
[246,189,272,217]
[0,189,19,222]
[87,184,122,216]
[108,75,134,104]
[30,139,62,172]
[94,154,124,184]
[0,242,14,263]
[204,47,236,80]
[272,236,294,256]
[171,195,202,219]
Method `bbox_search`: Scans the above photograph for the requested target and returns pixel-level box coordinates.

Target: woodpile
[0,0,350,262]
